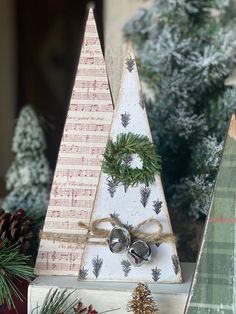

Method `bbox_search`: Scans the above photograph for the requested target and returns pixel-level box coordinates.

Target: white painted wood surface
[79,44,181,283]
[28,263,194,314]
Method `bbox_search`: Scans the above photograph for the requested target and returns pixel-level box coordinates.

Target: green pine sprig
[0,238,34,310]
[36,289,77,314]
[102,132,161,188]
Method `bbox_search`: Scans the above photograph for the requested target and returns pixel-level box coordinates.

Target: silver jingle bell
[127,240,151,267]
[107,227,131,254]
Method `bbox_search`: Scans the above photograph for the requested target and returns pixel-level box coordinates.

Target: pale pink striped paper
[35,9,113,275]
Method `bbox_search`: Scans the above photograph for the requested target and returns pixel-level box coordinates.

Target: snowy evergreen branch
[124,0,236,217]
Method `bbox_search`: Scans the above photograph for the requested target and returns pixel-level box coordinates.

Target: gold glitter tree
[127,282,158,314]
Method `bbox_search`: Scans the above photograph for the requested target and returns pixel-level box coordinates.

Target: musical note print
[35,8,113,276]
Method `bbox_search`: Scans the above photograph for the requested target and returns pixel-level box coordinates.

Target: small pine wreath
[102,132,161,188]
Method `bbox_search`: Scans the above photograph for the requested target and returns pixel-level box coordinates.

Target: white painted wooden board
[78,43,182,283]
[28,263,194,314]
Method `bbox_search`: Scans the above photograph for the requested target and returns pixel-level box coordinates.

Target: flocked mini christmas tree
[2,106,52,214]
[127,282,158,314]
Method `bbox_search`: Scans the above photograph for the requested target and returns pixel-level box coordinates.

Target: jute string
[41,217,176,246]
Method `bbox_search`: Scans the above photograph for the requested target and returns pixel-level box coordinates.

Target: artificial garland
[102,132,161,188]
[36,289,98,314]
[0,238,34,310]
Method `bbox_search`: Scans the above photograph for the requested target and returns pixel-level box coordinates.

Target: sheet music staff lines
[35,9,113,275]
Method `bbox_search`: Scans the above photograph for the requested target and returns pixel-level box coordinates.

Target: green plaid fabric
[186,116,236,314]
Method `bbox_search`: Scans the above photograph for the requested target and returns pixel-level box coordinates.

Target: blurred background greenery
[0,0,236,262]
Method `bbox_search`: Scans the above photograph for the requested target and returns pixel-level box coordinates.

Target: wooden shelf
[28,262,194,314]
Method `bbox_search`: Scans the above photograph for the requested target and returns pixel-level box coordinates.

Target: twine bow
[41,217,176,246]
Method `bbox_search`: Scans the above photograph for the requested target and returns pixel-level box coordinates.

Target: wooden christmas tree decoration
[0,238,34,310]
[78,43,182,282]
[185,114,236,313]
[35,9,113,275]
[128,282,158,314]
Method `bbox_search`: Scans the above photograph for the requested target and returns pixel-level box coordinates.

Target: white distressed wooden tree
[78,43,182,283]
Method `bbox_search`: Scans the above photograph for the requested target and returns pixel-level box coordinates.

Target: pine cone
[0,208,34,255]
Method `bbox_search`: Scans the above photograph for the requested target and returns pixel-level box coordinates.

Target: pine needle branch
[123,155,133,167]
[0,238,34,310]
[37,288,77,314]
[102,132,161,189]
[124,0,236,217]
